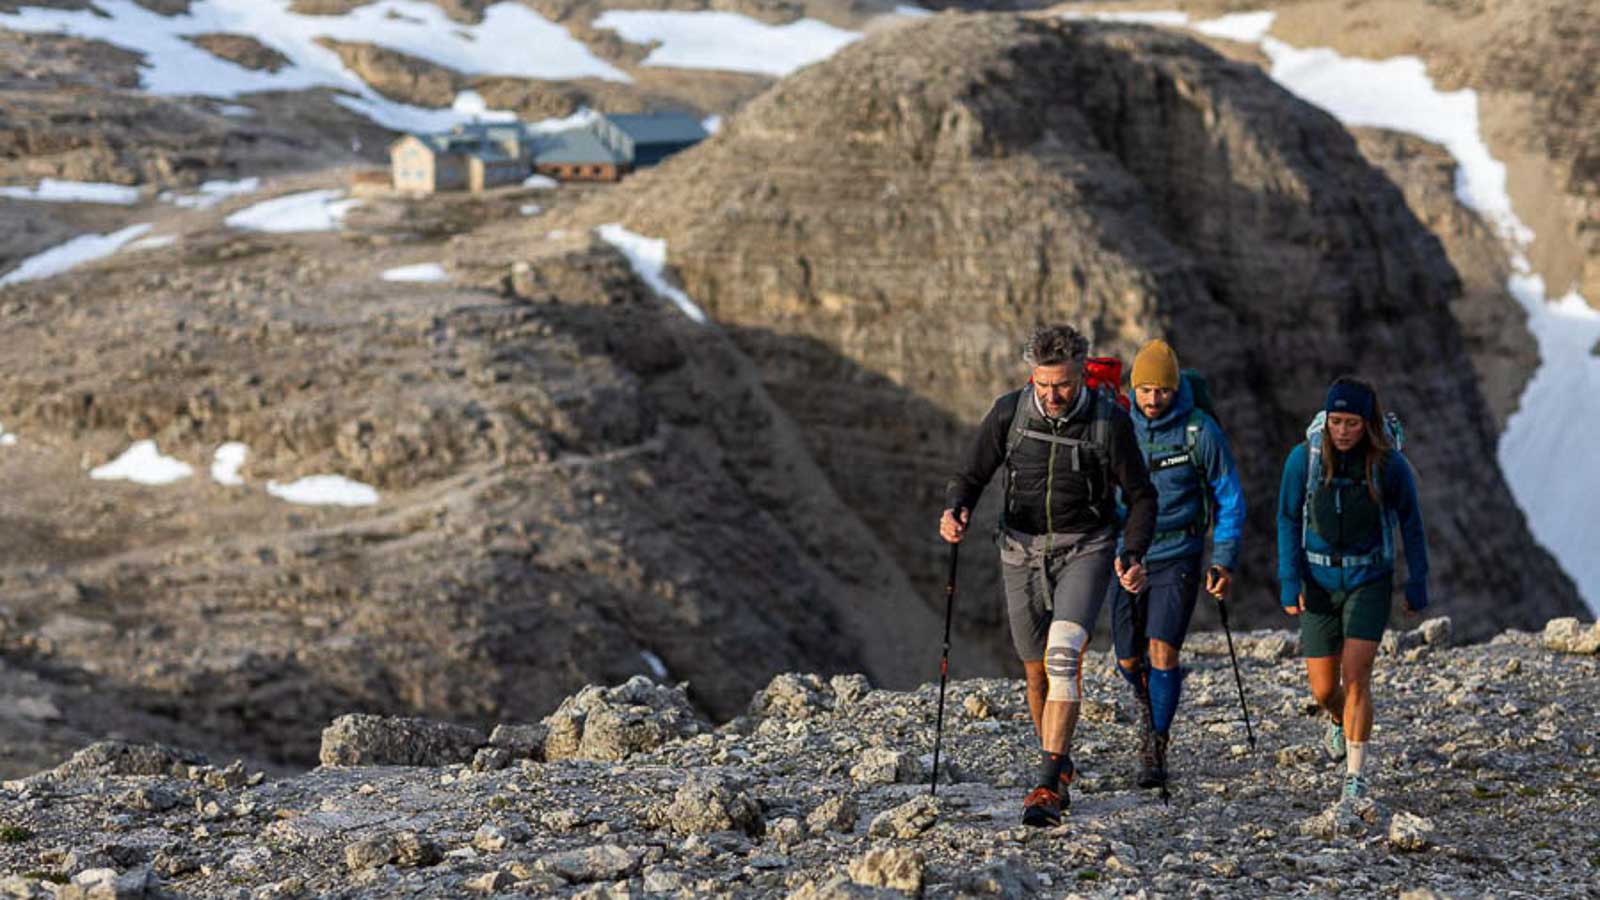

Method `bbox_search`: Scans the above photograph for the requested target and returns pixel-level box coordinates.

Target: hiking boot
[1324,721,1347,762]
[1134,705,1159,787]
[1139,732,1170,789]
[1021,787,1063,828]
[1342,772,1368,801]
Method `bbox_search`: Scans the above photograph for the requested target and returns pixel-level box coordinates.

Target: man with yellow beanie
[1106,339,1246,791]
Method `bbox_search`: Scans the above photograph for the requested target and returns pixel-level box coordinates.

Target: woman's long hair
[1320,375,1391,503]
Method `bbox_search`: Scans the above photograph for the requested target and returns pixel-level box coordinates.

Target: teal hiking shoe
[1342,772,1368,800]
[1324,721,1347,762]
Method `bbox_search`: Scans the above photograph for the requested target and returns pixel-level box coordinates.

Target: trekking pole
[930,541,959,797]
[1210,567,1255,750]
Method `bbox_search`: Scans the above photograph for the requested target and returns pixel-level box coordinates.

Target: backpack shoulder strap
[1302,412,1326,542]
[1003,388,1032,462]
[1090,387,1115,451]
[1186,410,1212,529]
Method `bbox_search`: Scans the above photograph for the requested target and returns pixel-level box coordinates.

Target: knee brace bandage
[1044,621,1089,702]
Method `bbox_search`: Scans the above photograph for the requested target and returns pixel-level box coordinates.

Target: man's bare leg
[1023,660,1047,739]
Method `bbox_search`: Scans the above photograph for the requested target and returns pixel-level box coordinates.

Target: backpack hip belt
[1305,549,1386,569]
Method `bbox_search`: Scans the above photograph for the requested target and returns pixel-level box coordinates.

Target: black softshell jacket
[945,388,1158,560]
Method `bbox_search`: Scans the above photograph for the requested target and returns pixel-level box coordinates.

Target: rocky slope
[581,14,1586,657]
[1,618,1597,898]
[0,177,953,777]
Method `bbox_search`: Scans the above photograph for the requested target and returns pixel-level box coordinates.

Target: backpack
[1084,356,1131,411]
[1301,410,1405,569]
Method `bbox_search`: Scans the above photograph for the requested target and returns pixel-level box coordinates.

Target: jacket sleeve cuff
[1211,541,1240,573]
[1405,581,1429,612]
[1279,580,1301,609]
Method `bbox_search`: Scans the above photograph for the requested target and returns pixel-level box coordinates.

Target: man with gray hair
[941,324,1157,827]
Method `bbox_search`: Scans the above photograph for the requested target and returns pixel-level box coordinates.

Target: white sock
[1346,741,1368,776]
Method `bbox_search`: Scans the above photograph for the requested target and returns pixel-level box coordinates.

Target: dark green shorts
[1300,576,1393,658]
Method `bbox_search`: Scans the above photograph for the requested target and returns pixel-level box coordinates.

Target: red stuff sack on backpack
[1084,356,1130,410]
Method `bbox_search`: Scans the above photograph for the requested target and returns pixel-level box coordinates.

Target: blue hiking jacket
[1276,443,1430,611]
[1115,378,1246,570]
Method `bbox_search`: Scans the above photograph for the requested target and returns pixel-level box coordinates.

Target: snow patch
[0,179,140,205]
[595,224,709,325]
[225,190,360,233]
[125,235,179,252]
[90,440,193,485]
[161,177,262,210]
[1193,11,1275,43]
[1,224,153,286]
[701,114,722,134]
[641,650,669,680]
[212,442,249,486]
[381,262,450,282]
[267,475,380,507]
[1061,9,1189,27]
[521,174,559,189]
[893,4,933,18]
[590,10,860,77]
[0,422,16,447]
[519,204,542,217]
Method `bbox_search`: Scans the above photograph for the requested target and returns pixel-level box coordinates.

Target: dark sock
[1117,659,1148,699]
[1037,752,1067,791]
[1149,665,1184,736]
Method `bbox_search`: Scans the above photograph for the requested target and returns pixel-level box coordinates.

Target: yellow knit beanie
[1131,340,1180,390]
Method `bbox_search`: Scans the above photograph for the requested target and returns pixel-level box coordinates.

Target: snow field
[590,10,860,78]
[0,0,625,133]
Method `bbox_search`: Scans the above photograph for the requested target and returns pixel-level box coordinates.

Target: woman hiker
[1276,375,1430,801]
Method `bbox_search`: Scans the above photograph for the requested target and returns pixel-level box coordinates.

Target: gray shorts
[999,526,1117,661]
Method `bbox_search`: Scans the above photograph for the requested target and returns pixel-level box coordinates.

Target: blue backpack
[1301,410,1405,569]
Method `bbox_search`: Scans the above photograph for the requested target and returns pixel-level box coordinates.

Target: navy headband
[1325,382,1375,420]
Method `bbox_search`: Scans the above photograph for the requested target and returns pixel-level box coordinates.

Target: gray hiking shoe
[1342,772,1368,800]
[1324,721,1347,761]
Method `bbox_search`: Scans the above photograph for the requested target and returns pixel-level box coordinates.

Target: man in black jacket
[940,325,1157,827]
